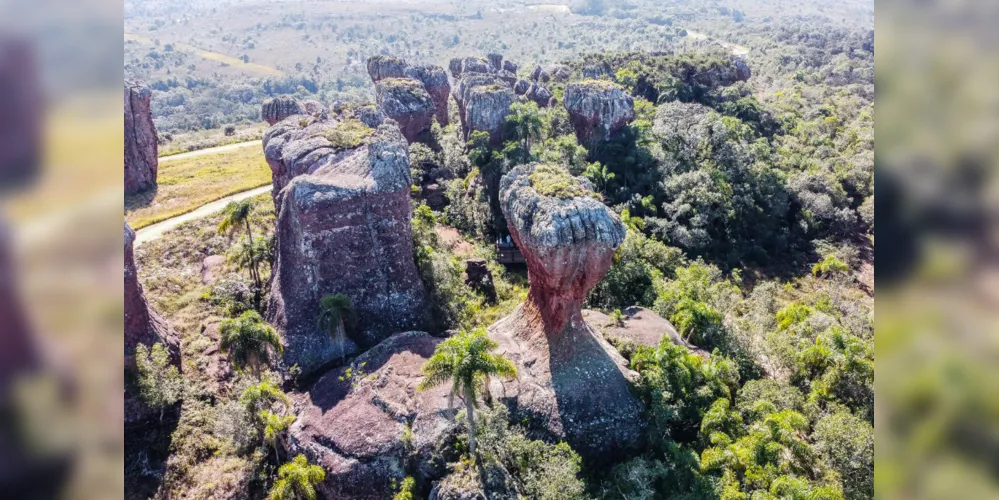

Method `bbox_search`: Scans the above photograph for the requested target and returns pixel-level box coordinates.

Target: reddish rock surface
[487,163,643,463]
[124,222,180,424]
[366,55,409,82]
[263,116,372,199]
[452,74,515,144]
[290,332,457,500]
[262,95,306,126]
[405,65,451,126]
[199,255,225,285]
[582,306,707,355]
[563,80,635,147]
[0,39,41,186]
[265,120,429,375]
[124,81,158,194]
[375,78,436,144]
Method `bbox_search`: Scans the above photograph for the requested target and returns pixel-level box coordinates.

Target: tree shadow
[125,185,159,212]
[124,407,179,500]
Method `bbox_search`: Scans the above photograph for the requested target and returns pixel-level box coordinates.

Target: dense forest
[125,0,873,498]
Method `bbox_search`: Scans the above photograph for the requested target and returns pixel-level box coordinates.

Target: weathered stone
[301,100,329,121]
[513,79,530,95]
[487,53,503,71]
[452,74,514,144]
[525,82,553,108]
[422,183,448,211]
[263,117,367,199]
[290,332,458,500]
[734,57,752,81]
[497,69,518,86]
[266,120,429,375]
[125,222,180,424]
[367,54,408,82]
[563,80,635,146]
[502,60,518,74]
[583,306,706,355]
[582,63,611,79]
[464,259,496,303]
[200,255,225,285]
[545,64,572,82]
[0,39,41,186]
[405,65,451,126]
[376,78,436,144]
[448,57,463,79]
[124,81,158,194]
[530,65,549,83]
[355,104,387,128]
[488,163,643,464]
[262,95,306,126]
[461,56,492,75]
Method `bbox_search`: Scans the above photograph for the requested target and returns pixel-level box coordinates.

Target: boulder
[262,95,306,126]
[367,54,408,82]
[545,64,572,82]
[488,163,643,464]
[460,56,492,75]
[530,65,549,83]
[733,57,752,81]
[502,60,518,74]
[290,332,458,500]
[497,69,518,86]
[448,57,463,79]
[125,222,180,424]
[266,120,429,375]
[487,53,503,71]
[301,100,329,121]
[582,63,611,79]
[563,80,635,147]
[405,65,451,126]
[582,306,706,355]
[452,74,515,144]
[376,78,436,144]
[355,104,387,128]
[464,259,496,304]
[525,83,553,108]
[513,79,530,95]
[124,81,158,194]
[422,183,448,211]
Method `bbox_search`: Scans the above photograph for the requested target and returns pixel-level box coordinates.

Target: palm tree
[268,454,326,500]
[417,328,517,456]
[317,293,355,364]
[228,236,270,284]
[218,199,260,288]
[261,410,296,463]
[219,311,283,378]
[583,162,615,193]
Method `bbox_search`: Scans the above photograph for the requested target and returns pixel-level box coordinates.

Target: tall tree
[219,311,283,378]
[135,342,183,425]
[268,454,326,500]
[316,293,355,364]
[261,410,296,463]
[218,199,261,288]
[417,328,517,455]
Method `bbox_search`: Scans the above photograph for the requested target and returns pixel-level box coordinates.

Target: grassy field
[126,144,271,229]
[159,123,268,157]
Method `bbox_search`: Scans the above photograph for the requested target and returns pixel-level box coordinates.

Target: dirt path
[159,140,262,163]
[134,185,272,247]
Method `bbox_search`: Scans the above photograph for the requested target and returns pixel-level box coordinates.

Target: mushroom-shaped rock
[487,53,504,71]
[502,60,518,74]
[563,80,635,146]
[453,74,515,144]
[366,54,408,82]
[124,81,158,194]
[376,78,436,143]
[405,65,451,126]
[290,332,458,499]
[448,57,463,78]
[262,95,306,126]
[488,163,643,463]
[513,79,530,95]
[525,82,553,108]
[265,120,429,375]
[125,222,180,424]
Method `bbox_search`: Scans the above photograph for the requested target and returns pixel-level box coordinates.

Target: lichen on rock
[375,77,436,143]
[124,80,158,194]
[563,79,635,146]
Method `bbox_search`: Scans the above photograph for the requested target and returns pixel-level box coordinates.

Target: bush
[412,204,480,332]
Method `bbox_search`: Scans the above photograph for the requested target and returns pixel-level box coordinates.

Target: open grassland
[159,123,268,157]
[125,33,283,77]
[125,145,271,229]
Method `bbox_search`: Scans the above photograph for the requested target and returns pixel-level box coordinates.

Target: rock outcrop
[448,57,463,79]
[290,332,457,500]
[563,80,635,146]
[487,163,643,464]
[366,55,408,82]
[733,57,752,81]
[355,104,387,128]
[405,65,451,126]
[502,60,518,74]
[582,306,707,355]
[582,63,612,79]
[487,53,504,71]
[375,78,436,144]
[530,65,549,83]
[513,79,530,95]
[301,100,329,121]
[0,39,41,186]
[265,120,429,375]
[525,82,553,108]
[452,74,515,144]
[464,259,497,304]
[459,56,492,75]
[546,64,572,82]
[262,96,306,126]
[124,81,158,194]
[125,222,180,424]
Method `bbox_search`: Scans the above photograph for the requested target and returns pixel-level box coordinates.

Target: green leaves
[418,327,517,395]
[135,342,183,420]
[269,454,326,500]
[219,310,283,377]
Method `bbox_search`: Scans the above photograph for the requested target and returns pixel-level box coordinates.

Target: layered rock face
[290,332,457,500]
[366,54,408,82]
[525,82,553,108]
[563,80,636,146]
[265,120,429,375]
[124,81,158,194]
[404,65,451,126]
[262,96,306,126]
[487,163,643,463]
[125,222,180,424]
[733,57,752,81]
[375,78,436,143]
[452,74,515,144]
[487,53,504,71]
[0,39,41,186]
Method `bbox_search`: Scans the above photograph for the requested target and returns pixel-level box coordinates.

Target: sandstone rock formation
[734,57,752,81]
[405,65,451,126]
[460,56,492,75]
[301,100,328,121]
[563,80,635,146]
[502,60,518,74]
[124,81,158,194]
[125,222,180,424]
[448,57,463,79]
[582,306,707,355]
[582,63,612,79]
[525,82,553,108]
[265,119,429,375]
[262,96,306,126]
[0,39,41,186]
[290,332,457,500]
[513,79,530,95]
[487,163,643,463]
[545,64,572,82]
[464,259,497,304]
[530,65,549,83]
[366,54,408,82]
[487,53,503,71]
[452,74,515,144]
[354,104,387,128]
[375,78,436,143]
